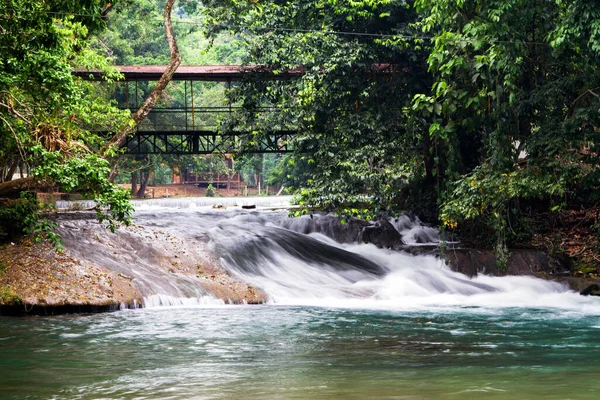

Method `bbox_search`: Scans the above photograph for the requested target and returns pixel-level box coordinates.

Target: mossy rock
[0,288,22,306]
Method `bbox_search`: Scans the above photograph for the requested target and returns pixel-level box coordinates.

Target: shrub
[206,184,216,197]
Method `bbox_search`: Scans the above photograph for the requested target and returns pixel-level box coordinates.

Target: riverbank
[117,183,281,199]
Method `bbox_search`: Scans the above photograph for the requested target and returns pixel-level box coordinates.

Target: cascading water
[202,210,578,310]
[68,195,595,312]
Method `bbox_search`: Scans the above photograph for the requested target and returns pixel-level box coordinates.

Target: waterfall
[56,197,580,310]
[200,209,570,308]
[131,195,294,210]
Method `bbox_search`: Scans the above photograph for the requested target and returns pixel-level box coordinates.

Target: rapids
[57,195,593,313]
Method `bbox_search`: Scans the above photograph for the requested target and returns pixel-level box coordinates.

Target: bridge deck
[74,64,397,81]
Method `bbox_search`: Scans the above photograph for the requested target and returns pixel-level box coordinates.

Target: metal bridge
[77,64,399,155]
[76,65,303,155]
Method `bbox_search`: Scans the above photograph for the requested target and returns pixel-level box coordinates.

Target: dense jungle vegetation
[2,0,600,269]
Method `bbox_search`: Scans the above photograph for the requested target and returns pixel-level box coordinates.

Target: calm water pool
[2,304,600,399]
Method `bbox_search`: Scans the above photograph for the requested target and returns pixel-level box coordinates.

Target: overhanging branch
[100,0,181,156]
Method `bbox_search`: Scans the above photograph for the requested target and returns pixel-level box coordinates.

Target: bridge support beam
[120,130,295,155]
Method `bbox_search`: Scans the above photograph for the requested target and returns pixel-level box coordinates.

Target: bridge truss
[123,129,296,155]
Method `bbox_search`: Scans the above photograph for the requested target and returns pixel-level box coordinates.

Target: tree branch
[100,0,181,156]
[568,87,600,118]
[0,177,35,198]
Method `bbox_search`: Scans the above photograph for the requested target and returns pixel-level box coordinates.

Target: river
[1,197,600,399]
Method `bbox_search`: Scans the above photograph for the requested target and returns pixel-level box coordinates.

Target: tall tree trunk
[422,129,436,186]
[101,0,181,157]
[136,170,150,199]
[1,159,18,183]
[131,172,138,197]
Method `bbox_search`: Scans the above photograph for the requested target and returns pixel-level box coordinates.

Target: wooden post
[184,80,188,131]
[191,81,195,130]
[227,79,232,113]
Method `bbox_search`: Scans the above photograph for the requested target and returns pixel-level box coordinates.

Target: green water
[1,305,600,399]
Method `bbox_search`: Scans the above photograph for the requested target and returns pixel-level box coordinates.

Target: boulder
[580,284,600,296]
[359,219,404,249]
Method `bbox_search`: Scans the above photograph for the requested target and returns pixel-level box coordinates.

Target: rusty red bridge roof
[74,65,304,81]
[74,64,397,81]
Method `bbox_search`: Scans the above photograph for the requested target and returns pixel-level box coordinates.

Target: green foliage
[204,0,430,214]
[0,193,61,247]
[0,194,40,244]
[416,0,600,255]
[31,146,133,232]
[201,0,600,260]
[0,0,133,241]
[265,155,310,191]
[205,183,216,197]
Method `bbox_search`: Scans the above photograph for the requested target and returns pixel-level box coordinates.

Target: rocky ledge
[0,218,267,316]
[2,213,598,316]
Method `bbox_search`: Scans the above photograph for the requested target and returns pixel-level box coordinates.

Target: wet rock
[282,213,404,248]
[283,214,369,243]
[444,249,570,277]
[441,248,600,294]
[580,284,600,296]
[359,219,404,249]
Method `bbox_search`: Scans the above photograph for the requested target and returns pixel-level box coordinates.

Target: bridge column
[190,81,195,130]
[184,81,188,131]
[192,133,199,154]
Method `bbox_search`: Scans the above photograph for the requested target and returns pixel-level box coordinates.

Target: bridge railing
[130,106,281,132]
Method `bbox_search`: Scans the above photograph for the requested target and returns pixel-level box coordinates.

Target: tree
[0,0,181,241]
[413,0,600,254]
[0,0,133,235]
[204,0,431,215]
[203,0,600,264]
